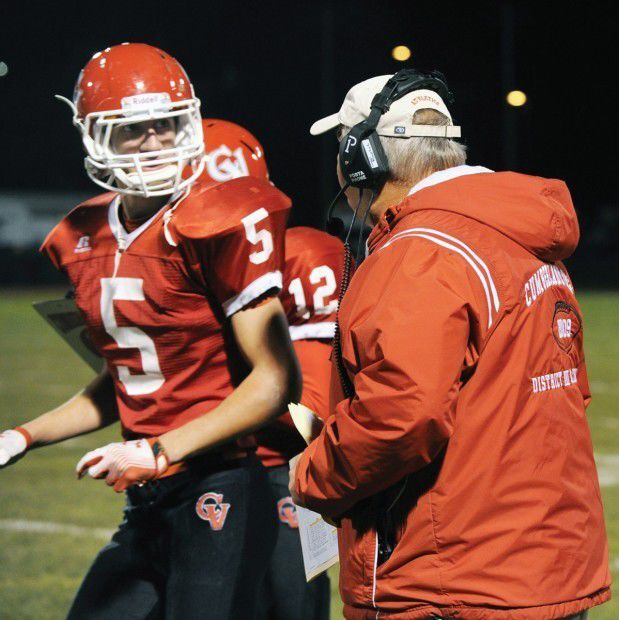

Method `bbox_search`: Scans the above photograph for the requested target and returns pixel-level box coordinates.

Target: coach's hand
[288,452,303,506]
[76,438,169,492]
[0,428,32,468]
[289,452,341,527]
[288,453,304,506]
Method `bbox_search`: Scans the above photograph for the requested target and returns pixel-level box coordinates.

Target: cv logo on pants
[196,492,231,530]
[277,496,299,529]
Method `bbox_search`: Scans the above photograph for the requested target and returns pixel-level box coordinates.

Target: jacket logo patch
[74,235,92,253]
[277,496,299,529]
[196,492,230,530]
[552,301,581,352]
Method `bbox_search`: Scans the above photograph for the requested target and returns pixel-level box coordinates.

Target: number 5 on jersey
[100,278,165,396]
[242,208,274,264]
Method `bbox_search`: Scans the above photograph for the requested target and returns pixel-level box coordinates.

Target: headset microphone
[325,182,350,236]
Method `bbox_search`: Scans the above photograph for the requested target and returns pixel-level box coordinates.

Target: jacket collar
[367,165,493,253]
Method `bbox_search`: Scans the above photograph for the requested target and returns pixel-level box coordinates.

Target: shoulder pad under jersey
[285,226,345,260]
[40,192,115,268]
[170,177,291,242]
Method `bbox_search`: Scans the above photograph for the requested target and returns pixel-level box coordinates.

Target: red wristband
[14,426,33,449]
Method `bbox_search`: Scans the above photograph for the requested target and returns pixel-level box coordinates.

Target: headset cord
[333,190,365,400]
[355,190,376,262]
[332,243,355,400]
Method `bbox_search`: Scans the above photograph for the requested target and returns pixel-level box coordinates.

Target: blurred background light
[506,89,527,107]
[391,45,411,62]
[0,62,8,77]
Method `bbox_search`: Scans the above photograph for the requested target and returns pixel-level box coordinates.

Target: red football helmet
[196,118,269,184]
[57,43,204,197]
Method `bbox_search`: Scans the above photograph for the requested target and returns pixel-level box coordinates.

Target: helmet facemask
[61,94,205,197]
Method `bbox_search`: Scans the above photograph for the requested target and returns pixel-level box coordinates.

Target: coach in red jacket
[290,73,611,619]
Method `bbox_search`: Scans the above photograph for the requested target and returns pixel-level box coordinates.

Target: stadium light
[0,62,8,77]
[391,45,411,62]
[506,90,527,107]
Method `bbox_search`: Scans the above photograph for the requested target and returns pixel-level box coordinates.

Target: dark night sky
[1,1,617,242]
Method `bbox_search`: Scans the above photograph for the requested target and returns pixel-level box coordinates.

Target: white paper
[288,402,340,581]
[295,504,339,581]
[287,402,317,445]
[32,298,104,373]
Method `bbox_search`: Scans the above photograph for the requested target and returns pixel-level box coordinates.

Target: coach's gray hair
[341,108,466,185]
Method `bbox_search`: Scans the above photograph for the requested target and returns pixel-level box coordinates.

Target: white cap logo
[410,94,442,108]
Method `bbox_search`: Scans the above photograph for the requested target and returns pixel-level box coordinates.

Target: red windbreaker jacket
[294,166,611,619]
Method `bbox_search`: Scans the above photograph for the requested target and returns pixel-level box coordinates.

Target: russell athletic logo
[277,496,299,529]
[195,492,230,530]
[74,235,92,253]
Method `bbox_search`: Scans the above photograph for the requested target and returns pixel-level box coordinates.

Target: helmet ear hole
[240,140,257,156]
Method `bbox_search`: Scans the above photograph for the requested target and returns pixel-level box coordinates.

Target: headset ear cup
[361,132,389,187]
[339,125,388,190]
[339,125,363,186]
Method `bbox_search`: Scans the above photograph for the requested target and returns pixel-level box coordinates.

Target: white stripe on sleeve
[288,322,336,341]
[222,271,283,317]
[380,229,499,329]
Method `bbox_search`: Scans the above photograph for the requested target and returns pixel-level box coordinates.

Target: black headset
[331,69,456,401]
[338,68,456,193]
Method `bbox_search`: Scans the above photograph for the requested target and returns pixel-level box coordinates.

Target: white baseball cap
[310,74,461,139]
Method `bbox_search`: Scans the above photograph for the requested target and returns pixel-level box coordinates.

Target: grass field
[0,289,617,619]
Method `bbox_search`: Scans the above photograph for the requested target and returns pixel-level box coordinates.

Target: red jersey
[257,227,345,468]
[41,177,290,439]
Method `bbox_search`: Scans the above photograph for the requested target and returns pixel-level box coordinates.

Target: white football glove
[76,438,169,492]
[0,428,32,467]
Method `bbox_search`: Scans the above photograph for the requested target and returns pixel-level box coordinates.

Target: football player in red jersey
[196,118,344,620]
[0,44,301,618]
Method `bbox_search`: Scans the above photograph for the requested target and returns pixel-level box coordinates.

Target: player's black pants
[67,453,277,620]
[257,465,331,620]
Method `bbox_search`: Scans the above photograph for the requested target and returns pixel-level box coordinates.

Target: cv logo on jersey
[195,492,231,530]
[277,496,299,529]
[205,144,250,182]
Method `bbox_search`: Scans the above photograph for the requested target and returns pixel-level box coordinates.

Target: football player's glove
[0,427,32,467]
[76,438,169,492]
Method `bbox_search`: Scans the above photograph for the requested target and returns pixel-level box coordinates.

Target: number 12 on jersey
[288,265,338,319]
